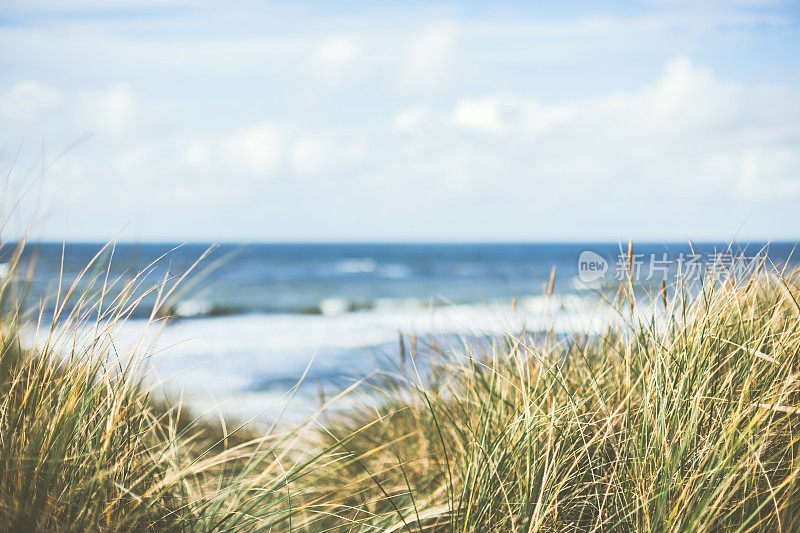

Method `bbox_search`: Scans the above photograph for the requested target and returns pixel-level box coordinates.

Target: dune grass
[1,238,800,531]
[0,240,318,531]
[284,266,800,532]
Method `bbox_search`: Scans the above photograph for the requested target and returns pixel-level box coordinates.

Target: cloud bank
[0,2,798,240]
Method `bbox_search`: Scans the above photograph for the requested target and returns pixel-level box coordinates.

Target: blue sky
[1,0,799,242]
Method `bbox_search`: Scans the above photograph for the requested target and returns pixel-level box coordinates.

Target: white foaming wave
[518,294,589,313]
[335,258,376,274]
[319,297,350,316]
[174,298,213,318]
[20,293,633,421]
[145,294,613,363]
[22,294,614,366]
[334,259,410,278]
[372,296,425,312]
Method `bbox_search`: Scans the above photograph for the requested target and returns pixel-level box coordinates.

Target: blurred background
[2,1,799,241]
[1,1,799,420]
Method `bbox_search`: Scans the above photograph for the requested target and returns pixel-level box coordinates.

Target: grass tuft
[1,237,800,531]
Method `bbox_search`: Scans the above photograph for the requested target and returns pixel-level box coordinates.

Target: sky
[1,0,799,242]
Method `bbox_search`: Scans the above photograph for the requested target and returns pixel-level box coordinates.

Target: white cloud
[439,56,800,200]
[291,136,366,177]
[393,105,430,131]
[182,126,368,182]
[219,122,284,180]
[312,36,361,83]
[0,81,62,119]
[452,98,510,134]
[452,96,572,135]
[1,0,798,240]
[399,22,459,93]
[737,149,800,199]
[75,84,137,134]
[8,55,799,242]
[291,138,328,176]
[184,140,211,171]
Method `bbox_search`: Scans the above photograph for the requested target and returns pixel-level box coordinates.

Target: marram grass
[1,242,800,531]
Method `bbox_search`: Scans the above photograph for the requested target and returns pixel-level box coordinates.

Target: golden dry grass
[1,237,799,532]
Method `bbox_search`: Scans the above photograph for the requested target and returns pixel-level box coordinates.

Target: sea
[11,241,799,423]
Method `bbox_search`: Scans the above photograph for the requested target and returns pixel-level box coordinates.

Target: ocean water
[12,242,799,421]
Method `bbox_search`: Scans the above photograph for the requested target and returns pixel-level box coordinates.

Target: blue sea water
[12,241,799,421]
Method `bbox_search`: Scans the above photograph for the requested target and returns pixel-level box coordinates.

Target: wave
[144,294,614,363]
[333,258,413,279]
[334,257,377,274]
[168,296,429,319]
[314,296,427,316]
[164,300,249,319]
[165,293,598,320]
[173,298,213,318]
[41,291,604,325]
[21,292,637,422]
